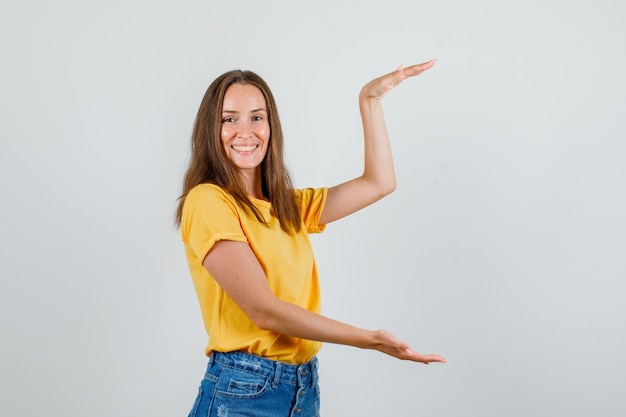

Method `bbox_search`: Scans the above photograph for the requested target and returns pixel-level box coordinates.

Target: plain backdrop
[1,1,625,416]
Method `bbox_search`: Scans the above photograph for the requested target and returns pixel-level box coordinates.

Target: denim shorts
[188,351,320,417]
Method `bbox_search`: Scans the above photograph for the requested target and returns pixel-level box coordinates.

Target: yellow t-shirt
[181,183,327,364]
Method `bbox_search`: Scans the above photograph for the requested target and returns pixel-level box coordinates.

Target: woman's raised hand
[360,59,436,100]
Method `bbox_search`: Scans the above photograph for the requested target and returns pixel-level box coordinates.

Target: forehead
[222,83,267,111]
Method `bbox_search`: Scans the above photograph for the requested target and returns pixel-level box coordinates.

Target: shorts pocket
[215,368,270,399]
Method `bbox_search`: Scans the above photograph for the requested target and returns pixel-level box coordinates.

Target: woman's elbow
[247,304,282,332]
[250,314,273,332]
[378,178,397,197]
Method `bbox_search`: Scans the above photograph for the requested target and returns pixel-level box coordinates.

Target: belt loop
[272,362,282,389]
[208,352,215,367]
[310,360,317,388]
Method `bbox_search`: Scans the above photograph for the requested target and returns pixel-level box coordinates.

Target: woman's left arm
[319,59,436,225]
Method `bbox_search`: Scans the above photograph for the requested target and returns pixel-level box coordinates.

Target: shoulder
[183,184,239,216]
[186,183,234,204]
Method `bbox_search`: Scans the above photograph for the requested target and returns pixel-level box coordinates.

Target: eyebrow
[221,108,268,114]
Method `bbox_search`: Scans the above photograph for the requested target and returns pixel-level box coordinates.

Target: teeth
[232,145,257,152]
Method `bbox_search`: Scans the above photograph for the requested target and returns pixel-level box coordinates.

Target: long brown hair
[175,70,301,234]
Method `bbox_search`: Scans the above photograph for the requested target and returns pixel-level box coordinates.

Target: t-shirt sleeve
[181,185,248,263]
[295,187,328,234]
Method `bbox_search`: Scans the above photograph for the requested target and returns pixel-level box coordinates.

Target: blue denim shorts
[188,351,320,417]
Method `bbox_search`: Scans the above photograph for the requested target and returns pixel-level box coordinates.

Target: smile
[231,144,258,152]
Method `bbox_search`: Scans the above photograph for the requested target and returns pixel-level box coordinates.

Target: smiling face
[220,83,270,180]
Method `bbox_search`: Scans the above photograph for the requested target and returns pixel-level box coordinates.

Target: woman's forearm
[256,297,378,349]
[359,95,397,195]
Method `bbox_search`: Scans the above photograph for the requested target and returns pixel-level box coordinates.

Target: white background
[1,1,625,416]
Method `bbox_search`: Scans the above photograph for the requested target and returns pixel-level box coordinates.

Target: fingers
[420,353,447,364]
[395,342,446,364]
[363,58,436,99]
[361,59,437,99]
[373,330,445,364]
[405,348,447,364]
[395,58,437,81]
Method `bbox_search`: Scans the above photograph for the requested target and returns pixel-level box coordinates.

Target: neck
[239,170,264,200]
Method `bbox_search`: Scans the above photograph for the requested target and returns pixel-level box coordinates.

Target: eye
[222,116,235,123]
[252,115,264,122]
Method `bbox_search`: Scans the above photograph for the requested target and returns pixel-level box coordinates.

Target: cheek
[220,127,231,145]
[259,124,271,141]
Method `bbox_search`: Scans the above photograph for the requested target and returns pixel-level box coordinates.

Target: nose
[238,119,252,138]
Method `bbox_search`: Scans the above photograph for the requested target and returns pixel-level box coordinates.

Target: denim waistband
[209,351,318,388]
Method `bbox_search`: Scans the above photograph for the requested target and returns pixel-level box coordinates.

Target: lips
[231,144,258,152]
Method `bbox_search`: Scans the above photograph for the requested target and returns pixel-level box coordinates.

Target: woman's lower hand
[372,329,446,364]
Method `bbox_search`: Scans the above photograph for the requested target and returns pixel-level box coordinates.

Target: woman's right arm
[203,239,446,364]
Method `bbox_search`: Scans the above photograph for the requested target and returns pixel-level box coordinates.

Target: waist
[210,351,318,386]
[205,334,321,364]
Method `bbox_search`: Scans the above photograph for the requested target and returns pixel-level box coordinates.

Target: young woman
[176,60,445,417]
